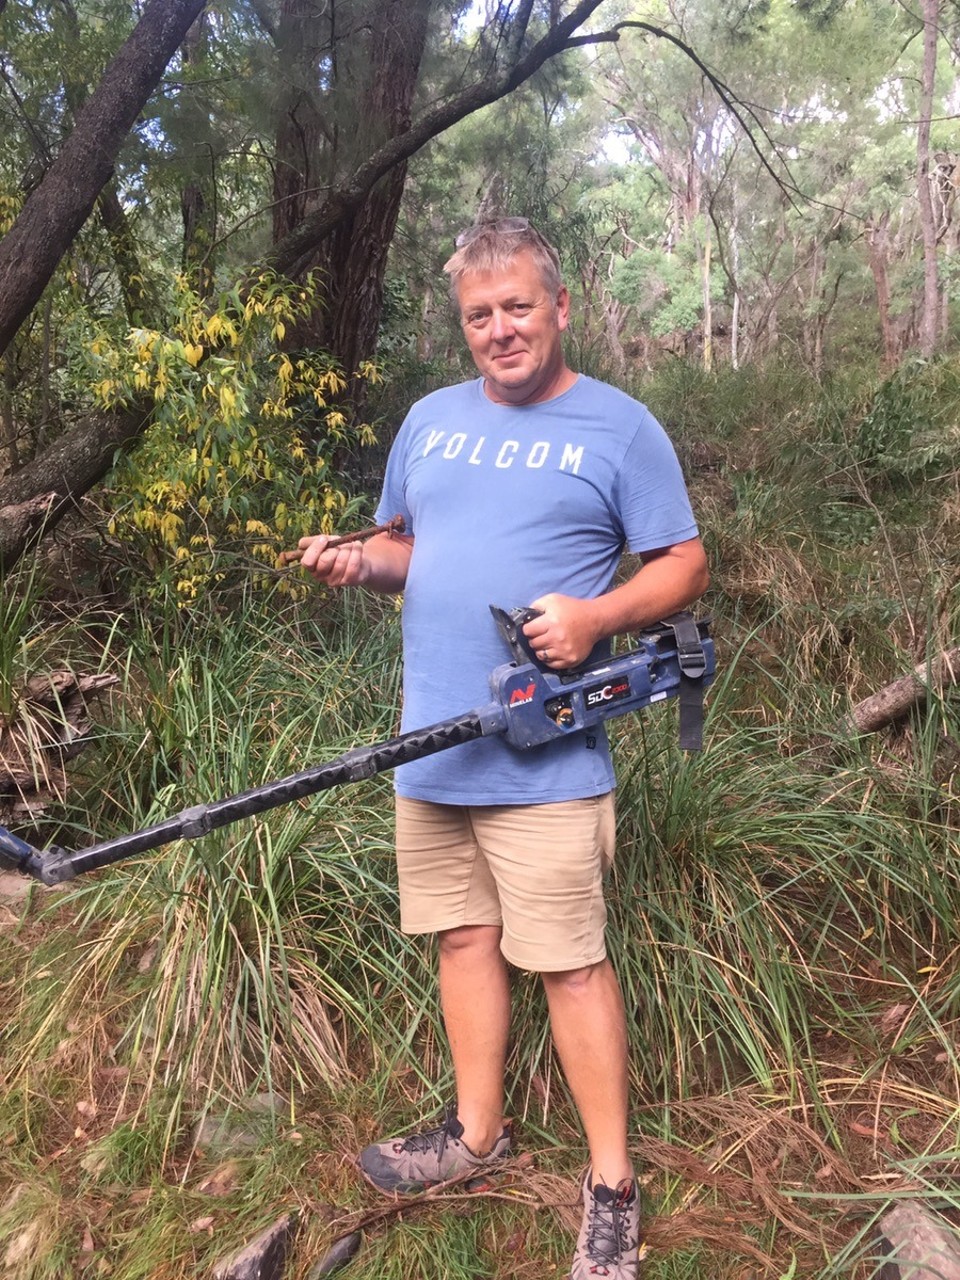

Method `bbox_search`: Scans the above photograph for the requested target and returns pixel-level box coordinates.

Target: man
[298,218,708,1279]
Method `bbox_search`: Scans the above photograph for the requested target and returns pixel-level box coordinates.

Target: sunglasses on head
[454,217,533,248]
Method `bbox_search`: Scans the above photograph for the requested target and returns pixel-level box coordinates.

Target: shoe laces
[586,1181,634,1265]
[398,1119,455,1157]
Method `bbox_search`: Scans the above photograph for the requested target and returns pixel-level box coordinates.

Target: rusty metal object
[279,514,405,566]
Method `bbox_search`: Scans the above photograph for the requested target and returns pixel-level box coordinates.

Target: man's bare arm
[523,537,709,669]
[297,530,414,594]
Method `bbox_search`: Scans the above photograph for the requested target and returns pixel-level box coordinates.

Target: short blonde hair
[443,219,563,301]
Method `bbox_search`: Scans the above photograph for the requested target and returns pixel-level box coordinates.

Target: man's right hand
[297,535,371,587]
[296,530,414,594]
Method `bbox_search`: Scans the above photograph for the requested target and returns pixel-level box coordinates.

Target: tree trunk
[273,0,431,377]
[700,228,713,372]
[866,215,898,367]
[311,172,420,380]
[0,0,206,360]
[98,183,159,326]
[601,293,628,379]
[0,352,16,476]
[418,282,435,361]
[811,267,843,377]
[916,0,941,358]
[0,401,151,512]
[729,211,741,370]
[933,152,960,342]
[179,12,217,299]
[271,0,330,247]
[0,494,57,571]
[801,242,822,368]
[0,403,152,567]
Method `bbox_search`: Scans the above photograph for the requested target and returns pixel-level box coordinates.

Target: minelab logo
[584,677,631,709]
[509,683,537,707]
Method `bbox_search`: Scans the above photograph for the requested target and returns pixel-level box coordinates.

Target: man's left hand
[523,594,600,670]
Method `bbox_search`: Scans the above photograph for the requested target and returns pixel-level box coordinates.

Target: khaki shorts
[395,793,616,973]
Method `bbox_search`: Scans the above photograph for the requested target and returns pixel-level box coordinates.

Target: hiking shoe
[358,1108,511,1196]
[570,1171,642,1279]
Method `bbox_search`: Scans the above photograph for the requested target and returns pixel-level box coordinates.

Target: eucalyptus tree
[589,0,958,370]
[777,0,959,364]
[591,0,807,367]
[912,0,954,355]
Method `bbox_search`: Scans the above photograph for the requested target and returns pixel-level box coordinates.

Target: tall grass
[8,591,427,1123]
[1,355,959,1277]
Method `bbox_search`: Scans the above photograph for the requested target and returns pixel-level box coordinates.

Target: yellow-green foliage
[80,273,380,604]
[0,191,21,233]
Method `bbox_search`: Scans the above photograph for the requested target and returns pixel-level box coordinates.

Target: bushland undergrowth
[0,357,958,1279]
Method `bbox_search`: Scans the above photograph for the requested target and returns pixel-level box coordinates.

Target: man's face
[456,250,572,406]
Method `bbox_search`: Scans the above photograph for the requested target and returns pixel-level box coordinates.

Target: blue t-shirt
[375,374,699,805]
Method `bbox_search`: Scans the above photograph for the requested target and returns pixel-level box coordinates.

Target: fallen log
[0,492,58,565]
[0,401,152,571]
[847,646,960,735]
[877,1201,960,1279]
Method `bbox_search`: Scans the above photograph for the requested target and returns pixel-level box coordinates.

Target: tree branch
[573,20,804,208]
[0,402,151,513]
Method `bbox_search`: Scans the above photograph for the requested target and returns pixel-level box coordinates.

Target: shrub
[74,274,380,607]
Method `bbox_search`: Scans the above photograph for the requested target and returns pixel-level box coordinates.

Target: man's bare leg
[541,957,633,1187]
[438,923,511,1154]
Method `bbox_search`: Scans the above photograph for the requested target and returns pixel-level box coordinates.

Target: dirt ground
[0,869,31,904]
